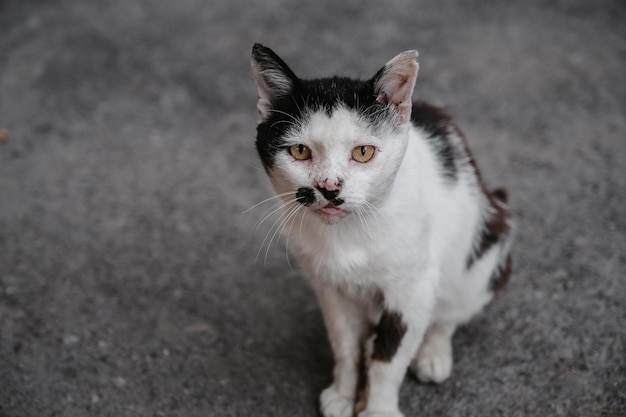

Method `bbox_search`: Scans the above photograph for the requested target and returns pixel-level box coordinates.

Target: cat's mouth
[319,203,345,216]
[315,203,349,223]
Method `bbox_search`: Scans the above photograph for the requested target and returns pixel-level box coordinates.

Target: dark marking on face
[315,186,344,206]
[315,186,339,201]
[371,310,407,362]
[295,187,316,206]
[254,50,399,172]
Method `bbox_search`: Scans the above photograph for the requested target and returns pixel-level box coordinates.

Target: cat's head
[251,44,419,225]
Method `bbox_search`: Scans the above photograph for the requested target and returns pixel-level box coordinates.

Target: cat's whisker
[340,192,387,234]
[264,201,301,265]
[358,193,391,227]
[274,202,299,249]
[268,108,301,126]
[283,204,305,270]
[255,201,288,232]
[354,206,376,267]
[298,201,307,240]
[242,191,295,215]
[361,200,386,231]
[271,119,298,129]
[292,96,307,120]
[254,197,299,232]
[255,198,300,263]
[355,206,372,239]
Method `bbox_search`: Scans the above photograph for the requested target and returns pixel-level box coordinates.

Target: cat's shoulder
[410,100,455,135]
[409,100,469,182]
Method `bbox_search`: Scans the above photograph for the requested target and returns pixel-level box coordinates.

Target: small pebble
[63,335,80,346]
[112,376,127,388]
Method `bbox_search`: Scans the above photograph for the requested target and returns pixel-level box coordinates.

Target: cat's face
[251,44,419,225]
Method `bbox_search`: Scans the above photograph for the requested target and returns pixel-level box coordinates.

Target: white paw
[357,410,404,417]
[320,386,354,417]
[411,350,452,384]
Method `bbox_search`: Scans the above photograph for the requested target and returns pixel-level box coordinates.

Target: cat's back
[409,100,475,184]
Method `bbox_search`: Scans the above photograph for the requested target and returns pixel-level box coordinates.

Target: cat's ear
[251,44,298,123]
[373,50,419,124]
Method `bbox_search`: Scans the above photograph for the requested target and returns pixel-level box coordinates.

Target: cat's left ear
[373,50,419,124]
[251,44,298,123]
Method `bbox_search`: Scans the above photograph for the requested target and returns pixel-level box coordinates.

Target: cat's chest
[292,223,397,286]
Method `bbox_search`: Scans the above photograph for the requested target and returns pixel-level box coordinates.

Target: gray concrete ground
[1,0,624,416]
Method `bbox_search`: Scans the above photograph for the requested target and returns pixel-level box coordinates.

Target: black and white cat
[250,44,513,417]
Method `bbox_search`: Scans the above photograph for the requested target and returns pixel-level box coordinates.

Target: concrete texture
[0,0,624,416]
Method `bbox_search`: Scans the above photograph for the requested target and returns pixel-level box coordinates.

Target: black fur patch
[409,99,514,290]
[314,187,344,206]
[295,187,316,206]
[410,101,459,181]
[371,310,407,362]
[255,77,392,171]
[412,97,514,287]
[253,45,396,172]
[467,187,513,270]
[491,254,512,291]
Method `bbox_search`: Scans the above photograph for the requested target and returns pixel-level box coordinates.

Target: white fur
[252,47,511,417]
[264,105,507,417]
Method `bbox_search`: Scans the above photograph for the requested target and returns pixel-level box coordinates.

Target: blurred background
[0,0,624,416]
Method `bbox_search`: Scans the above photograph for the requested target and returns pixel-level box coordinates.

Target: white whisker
[283,204,305,270]
[254,197,299,232]
[264,201,301,265]
[255,198,298,263]
[241,191,295,215]
[268,108,301,125]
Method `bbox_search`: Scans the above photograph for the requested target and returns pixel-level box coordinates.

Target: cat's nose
[315,177,344,204]
[315,177,343,191]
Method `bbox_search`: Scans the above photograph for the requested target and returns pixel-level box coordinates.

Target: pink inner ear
[380,74,411,105]
[376,51,419,122]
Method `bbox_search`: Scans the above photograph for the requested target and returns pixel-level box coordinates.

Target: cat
[250,43,513,417]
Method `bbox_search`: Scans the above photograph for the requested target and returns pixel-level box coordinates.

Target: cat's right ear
[372,50,419,124]
[251,44,297,123]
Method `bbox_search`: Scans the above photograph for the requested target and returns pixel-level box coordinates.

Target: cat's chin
[315,204,349,225]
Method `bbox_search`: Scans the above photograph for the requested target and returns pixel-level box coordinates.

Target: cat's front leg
[360,280,435,417]
[313,283,368,417]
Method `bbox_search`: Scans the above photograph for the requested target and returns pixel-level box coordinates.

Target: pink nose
[315,177,342,191]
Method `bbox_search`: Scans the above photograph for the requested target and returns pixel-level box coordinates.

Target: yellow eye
[289,144,312,160]
[352,145,375,163]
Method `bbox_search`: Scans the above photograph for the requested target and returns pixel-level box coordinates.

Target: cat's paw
[411,349,452,384]
[357,409,404,417]
[320,386,354,417]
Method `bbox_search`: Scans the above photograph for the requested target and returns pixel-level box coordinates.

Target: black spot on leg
[371,310,407,362]
[354,344,369,413]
